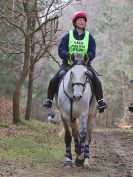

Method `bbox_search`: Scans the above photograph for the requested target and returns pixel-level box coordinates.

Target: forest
[0,0,133,125]
[0,1,133,176]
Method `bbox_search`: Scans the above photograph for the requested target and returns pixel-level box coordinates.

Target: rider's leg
[86,68,107,113]
[129,102,133,112]
[43,65,68,109]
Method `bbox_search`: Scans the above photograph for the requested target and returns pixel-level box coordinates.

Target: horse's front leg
[62,118,72,168]
[75,113,88,166]
[83,140,90,168]
[71,120,80,158]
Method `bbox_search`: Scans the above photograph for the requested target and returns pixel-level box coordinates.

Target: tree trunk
[13,34,30,123]
[25,1,36,120]
[13,69,29,123]
[121,71,129,122]
[13,88,21,123]
[13,1,37,123]
[25,63,34,120]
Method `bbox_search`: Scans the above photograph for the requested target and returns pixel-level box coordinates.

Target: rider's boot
[129,102,133,112]
[94,78,107,113]
[86,68,107,113]
[43,78,56,109]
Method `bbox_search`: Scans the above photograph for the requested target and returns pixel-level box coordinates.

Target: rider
[129,80,133,112]
[43,11,107,113]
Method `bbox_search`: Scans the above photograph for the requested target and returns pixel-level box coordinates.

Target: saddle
[56,68,69,95]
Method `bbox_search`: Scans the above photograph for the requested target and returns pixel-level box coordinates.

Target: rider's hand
[66,53,75,62]
[66,52,71,59]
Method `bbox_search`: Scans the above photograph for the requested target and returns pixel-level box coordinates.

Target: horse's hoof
[75,158,84,167]
[75,153,85,167]
[83,158,90,169]
[83,163,90,169]
[64,160,73,169]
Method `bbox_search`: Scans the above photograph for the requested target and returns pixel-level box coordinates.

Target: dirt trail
[0,128,133,177]
[89,129,133,177]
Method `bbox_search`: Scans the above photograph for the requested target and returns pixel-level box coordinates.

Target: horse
[55,55,97,168]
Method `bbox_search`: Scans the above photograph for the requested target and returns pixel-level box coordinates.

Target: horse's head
[70,54,89,66]
[69,54,89,101]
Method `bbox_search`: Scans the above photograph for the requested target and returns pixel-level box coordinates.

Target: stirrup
[43,99,53,109]
[97,99,107,113]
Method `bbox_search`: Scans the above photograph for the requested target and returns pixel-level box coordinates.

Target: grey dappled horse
[56,55,97,168]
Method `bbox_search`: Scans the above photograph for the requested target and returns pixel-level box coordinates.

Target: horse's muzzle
[73,93,82,101]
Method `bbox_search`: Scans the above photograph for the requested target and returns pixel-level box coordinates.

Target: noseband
[72,81,86,88]
[71,77,88,95]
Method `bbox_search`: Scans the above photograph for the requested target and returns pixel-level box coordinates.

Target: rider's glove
[66,53,75,64]
[66,52,71,59]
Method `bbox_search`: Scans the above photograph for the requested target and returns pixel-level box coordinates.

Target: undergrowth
[0,120,64,163]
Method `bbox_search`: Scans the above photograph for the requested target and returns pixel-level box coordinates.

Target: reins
[61,57,93,123]
[63,78,75,123]
[63,73,88,123]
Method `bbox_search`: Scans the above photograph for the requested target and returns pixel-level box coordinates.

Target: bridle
[63,67,89,123]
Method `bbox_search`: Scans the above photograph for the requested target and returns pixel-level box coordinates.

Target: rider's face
[75,18,86,29]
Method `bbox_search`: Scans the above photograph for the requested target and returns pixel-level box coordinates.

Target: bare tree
[0,0,72,123]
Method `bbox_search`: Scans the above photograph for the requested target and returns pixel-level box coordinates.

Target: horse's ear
[70,53,75,62]
[84,54,89,63]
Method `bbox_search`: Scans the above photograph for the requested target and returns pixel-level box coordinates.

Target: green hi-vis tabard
[68,30,89,64]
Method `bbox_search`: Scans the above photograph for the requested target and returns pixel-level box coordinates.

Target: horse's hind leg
[75,114,88,166]
[62,118,72,168]
[83,115,94,168]
[71,119,81,166]
[71,121,84,166]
